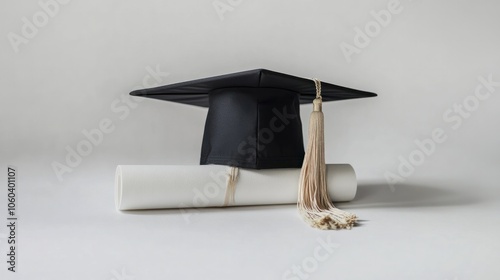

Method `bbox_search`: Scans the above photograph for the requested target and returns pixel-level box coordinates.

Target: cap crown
[201,87,304,169]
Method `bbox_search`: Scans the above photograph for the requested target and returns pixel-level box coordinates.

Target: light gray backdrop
[1,0,499,279]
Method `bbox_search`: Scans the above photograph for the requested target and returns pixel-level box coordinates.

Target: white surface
[116,164,357,210]
[1,0,500,279]
[1,165,499,280]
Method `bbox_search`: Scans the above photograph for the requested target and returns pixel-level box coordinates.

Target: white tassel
[297,79,357,230]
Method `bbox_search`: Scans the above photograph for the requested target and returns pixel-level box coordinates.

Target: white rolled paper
[115,164,357,210]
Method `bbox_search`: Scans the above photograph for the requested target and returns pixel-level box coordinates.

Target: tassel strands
[223,166,239,207]
[297,79,357,230]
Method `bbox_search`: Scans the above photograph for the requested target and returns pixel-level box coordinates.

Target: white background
[1,0,499,279]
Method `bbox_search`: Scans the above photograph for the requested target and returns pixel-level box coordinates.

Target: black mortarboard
[131,69,376,170]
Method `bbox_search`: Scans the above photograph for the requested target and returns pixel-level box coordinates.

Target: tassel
[297,79,358,230]
[223,167,239,207]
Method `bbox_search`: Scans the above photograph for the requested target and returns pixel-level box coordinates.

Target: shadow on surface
[122,204,293,216]
[341,183,482,209]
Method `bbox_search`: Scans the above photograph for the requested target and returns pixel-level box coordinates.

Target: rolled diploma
[115,164,356,210]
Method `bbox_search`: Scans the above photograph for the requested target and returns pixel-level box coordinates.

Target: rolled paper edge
[328,164,357,202]
[115,165,123,211]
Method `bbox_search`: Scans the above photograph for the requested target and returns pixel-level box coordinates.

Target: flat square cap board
[130,68,376,107]
[130,69,376,169]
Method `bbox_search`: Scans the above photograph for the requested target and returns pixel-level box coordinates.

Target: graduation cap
[131,69,376,230]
